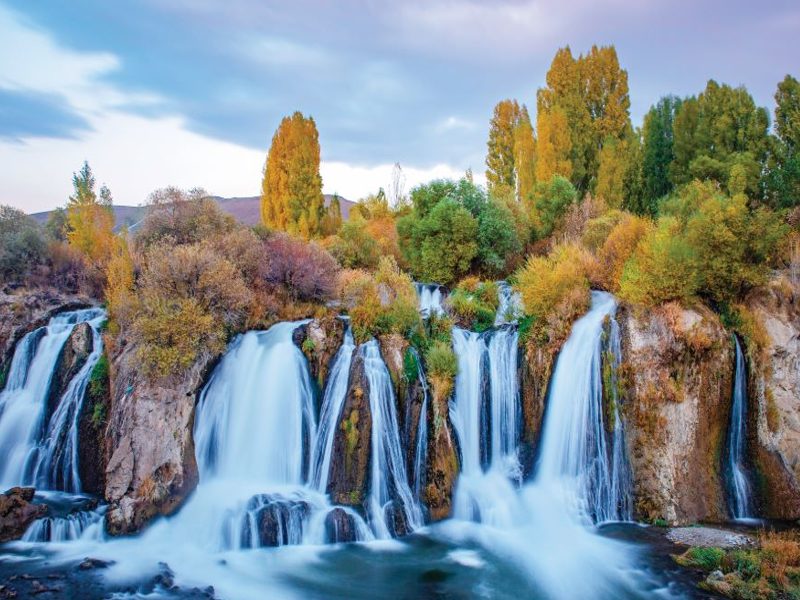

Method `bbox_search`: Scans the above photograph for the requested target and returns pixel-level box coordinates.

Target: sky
[0,0,798,213]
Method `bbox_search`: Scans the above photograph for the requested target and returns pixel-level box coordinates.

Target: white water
[409,348,429,501]
[536,291,632,523]
[0,308,105,490]
[361,340,423,537]
[415,283,445,318]
[727,336,754,520]
[494,281,523,326]
[311,321,355,492]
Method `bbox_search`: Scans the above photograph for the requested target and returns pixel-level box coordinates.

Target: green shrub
[681,547,726,571]
[403,347,420,383]
[89,354,109,400]
[448,279,500,332]
[729,550,762,581]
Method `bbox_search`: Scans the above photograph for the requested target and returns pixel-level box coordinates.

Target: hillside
[28,194,355,230]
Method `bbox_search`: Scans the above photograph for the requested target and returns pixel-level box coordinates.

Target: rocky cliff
[742,277,800,518]
[619,302,733,525]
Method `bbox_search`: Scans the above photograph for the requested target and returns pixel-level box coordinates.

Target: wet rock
[77,354,109,496]
[104,337,211,535]
[385,501,409,537]
[240,495,309,547]
[0,487,48,542]
[293,316,344,388]
[77,558,112,571]
[619,302,733,524]
[424,374,460,522]
[323,507,357,543]
[46,322,93,420]
[707,570,724,583]
[327,352,372,508]
[743,277,800,519]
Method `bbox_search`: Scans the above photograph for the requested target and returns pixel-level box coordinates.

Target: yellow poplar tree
[514,106,537,202]
[535,106,572,183]
[66,161,114,266]
[261,112,324,238]
[486,99,523,195]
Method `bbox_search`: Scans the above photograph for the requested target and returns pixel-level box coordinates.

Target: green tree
[640,96,681,211]
[477,200,521,277]
[329,216,381,269]
[321,194,343,235]
[531,175,578,239]
[0,205,47,283]
[416,199,478,285]
[261,112,324,238]
[766,75,800,208]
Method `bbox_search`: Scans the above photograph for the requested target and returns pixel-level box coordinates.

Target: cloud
[0,89,92,141]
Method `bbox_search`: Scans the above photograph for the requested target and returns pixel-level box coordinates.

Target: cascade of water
[415,283,445,318]
[535,291,632,524]
[450,328,487,476]
[0,308,105,490]
[727,336,754,520]
[487,326,521,479]
[29,310,107,493]
[311,322,355,492]
[410,348,429,501]
[494,281,522,326]
[361,340,423,537]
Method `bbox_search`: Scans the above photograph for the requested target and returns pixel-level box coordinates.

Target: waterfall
[450,328,487,475]
[30,311,107,493]
[487,326,521,478]
[727,336,754,520]
[361,340,423,537]
[535,291,632,524]
[409,348,429,501]
[494,281,522,326]
[414,283,445,318]
[0,308,105,490]
[311,322,355,492]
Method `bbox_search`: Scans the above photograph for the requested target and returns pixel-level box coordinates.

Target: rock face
[293,316,344,390]
[519,343,556,477]
[46,322,93,420]
[743,278,800,518]
[619,303,733,525]
[0,289,92,391]
[77,354,110,497]
[423,384,459,522]
[0,487,48,542]
[327,351,372,508]
[103,342,214,535]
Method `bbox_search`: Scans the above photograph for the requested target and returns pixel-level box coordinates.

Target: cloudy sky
[1,0,798,213]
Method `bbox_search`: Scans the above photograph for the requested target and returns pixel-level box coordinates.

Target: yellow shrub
[594,214,653,292]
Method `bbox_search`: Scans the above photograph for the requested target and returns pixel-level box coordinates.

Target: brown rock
[424,375,460,522]
[293,316,344,389]
[327,351,372,507]
[743,277,800,518]
[0,487,48,542]
[619,302,733,524]
[46,322,93,420]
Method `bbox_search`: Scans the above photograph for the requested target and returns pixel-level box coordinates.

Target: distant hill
[29,194,355,231]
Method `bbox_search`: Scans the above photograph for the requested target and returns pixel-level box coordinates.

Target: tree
[105,233,136,331]
[388,162,407,207]
[530,175,578,239]
[477,200,521,276]
[641,96,681,210]
[329,216,381,269]
[486,99,523,194]
[415,199,478,285]
[261,112,324,238]
[537,45,631,191]
[320,194,343,236]
[535,105,572,184]
[775,75,800,151]
[66,161,114,266]
[766,75,800,208]
[671,81,770,195]
[514,106,537,202]
[596,136,630,209]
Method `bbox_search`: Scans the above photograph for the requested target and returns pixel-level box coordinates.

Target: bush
[329,217,381,269]
[515,243,591,323]
[425,339,458,401]
[530,175,578,239]
[618,217,698,306]
[447,279,499,332]
[679,547,726,571]
[262,233,338,302]
[582,209,626,252]
[135,187,236,250]
[593,214,653,291]
[477,200,521,277]
[0,205,47,285]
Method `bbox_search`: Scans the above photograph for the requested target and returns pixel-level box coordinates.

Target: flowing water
[726,336,755,520]
[494,281,523,326]
[415,283,445,318]
[409,348,429,502]
[0,310,705,599]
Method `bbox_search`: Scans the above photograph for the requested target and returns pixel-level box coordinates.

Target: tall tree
[535,105,572,184]
[641,96,681,207]
[486,99,523,195]
[596,136,630,209]
[261,112,324,238]
[66,161,114,265]
[537,45,631,191]
[514,106,537,202]
[765,75,800,208]
[775,75,800,151]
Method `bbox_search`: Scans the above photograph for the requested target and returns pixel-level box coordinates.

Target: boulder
[0,487,48,542]
[240,495,309,547]
[743,277,800,518]
[293,316,344,389]
[323,507,357,543]
[326,352,372,507]
[424,370,460,522]
[619,302,733,524]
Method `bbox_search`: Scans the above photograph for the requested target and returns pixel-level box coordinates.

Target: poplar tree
[514,106,537,202]
[66,161,114,265]
[535,106,572,183]
[486,99,523,194]
[261,112,324,238]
